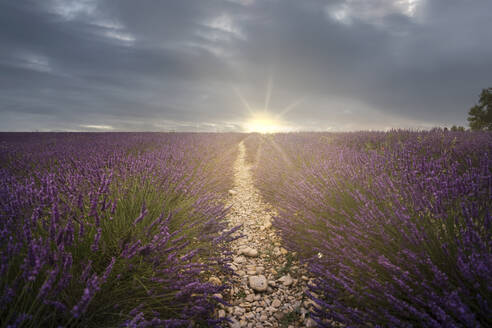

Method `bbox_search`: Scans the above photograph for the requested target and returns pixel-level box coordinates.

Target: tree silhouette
[450,125,465,132]
[468,88,492,131]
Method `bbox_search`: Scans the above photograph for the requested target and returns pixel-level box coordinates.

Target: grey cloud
[1,0,491,131]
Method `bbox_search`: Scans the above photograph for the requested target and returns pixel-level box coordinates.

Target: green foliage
[235,289,246,299]
[276,253,296,279]
[279,307,301,328]
[468,87,492,130]
[450,125,465,132]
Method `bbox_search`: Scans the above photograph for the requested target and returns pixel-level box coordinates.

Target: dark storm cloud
[1,0,491,131]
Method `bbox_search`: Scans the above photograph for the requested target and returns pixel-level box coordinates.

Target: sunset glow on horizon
[243,112,294,133]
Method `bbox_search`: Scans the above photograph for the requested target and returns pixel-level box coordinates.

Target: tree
[450,125,465,132]
[467,87,492,131]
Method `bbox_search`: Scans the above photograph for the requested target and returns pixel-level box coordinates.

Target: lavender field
[3,0,492,327]
[244,130,492,327]
[1,130,491,328]
[0,133,242,327]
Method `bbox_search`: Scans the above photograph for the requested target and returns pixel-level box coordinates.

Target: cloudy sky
[1,0,491,132]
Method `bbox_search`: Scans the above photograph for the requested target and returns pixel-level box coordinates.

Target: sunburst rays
[234,75,303,133]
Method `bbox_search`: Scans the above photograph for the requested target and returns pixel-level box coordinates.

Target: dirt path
[217,141,315,328]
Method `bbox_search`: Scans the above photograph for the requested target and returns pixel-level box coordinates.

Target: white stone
[234,256,246,264]
[278,274,293,286]
[239,247,258,257]
[234,306,245,316]
[245,312,255,320]
[249,275,268,292]
[245,294,255,302]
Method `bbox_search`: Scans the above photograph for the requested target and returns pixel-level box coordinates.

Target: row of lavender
[0,132,242,327]
[245,130,491,327]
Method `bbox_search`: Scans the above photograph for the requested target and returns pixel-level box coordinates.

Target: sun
[234,75,304,133]
[243,112,289,133]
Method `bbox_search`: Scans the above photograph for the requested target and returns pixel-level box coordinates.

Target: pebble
[260,220,272,231]
[239,247,259,257]
[278,274,293,286]
[245,312,255,320]
[249,275,268,292]
[234,306,245,316]
[245,294,255,302]
[234,256,246,264]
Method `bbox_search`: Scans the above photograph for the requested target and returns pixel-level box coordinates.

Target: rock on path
[216,141,314,327]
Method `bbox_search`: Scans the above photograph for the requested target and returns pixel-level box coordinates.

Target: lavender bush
[0,132,241,327]
[245,130,491,327]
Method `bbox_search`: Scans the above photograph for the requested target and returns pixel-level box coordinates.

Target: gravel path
[217,141,315,328]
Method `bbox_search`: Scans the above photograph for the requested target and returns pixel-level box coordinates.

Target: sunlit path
[217,141,315,327]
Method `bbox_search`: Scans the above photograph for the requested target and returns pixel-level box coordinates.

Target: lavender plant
[246,130,491,327]
[0,132,241,328]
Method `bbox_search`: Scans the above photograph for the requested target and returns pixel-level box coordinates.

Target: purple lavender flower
[91,227,102,252]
